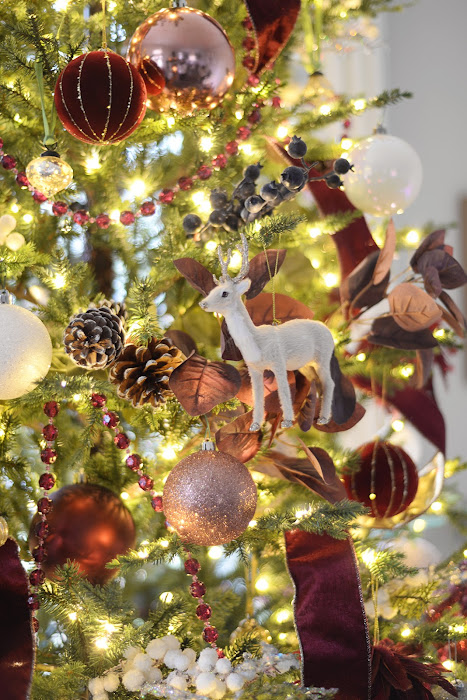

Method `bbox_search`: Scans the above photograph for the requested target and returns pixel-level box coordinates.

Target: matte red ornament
[0,538,34,700]
[54,50,147,145]
[343,441,419,518]
[28,483,136,585]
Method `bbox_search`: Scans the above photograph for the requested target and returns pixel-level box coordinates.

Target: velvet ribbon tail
[243,0,301,74]
[0,538,34,700]
[285,530,371,700]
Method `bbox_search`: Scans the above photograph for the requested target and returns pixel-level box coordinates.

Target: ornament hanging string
[34,59,56,149]
[302,0,323,73]
[262,242,281,325]
[101,0,107,49]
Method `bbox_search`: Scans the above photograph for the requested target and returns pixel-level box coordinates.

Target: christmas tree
[1,1,467,699]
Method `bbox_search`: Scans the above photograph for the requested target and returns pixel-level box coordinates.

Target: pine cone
[109,338,184,408]
[64,307,125,370]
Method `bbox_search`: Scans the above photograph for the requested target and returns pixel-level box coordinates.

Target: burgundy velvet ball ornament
[343,441,419,519]
[28,483,136,585]
[54,50,147,145]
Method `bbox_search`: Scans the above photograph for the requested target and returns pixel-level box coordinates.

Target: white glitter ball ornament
[0,294,52,399]
[344,132,422,217]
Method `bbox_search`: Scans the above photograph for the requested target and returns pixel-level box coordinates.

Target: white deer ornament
[199,234,336,431]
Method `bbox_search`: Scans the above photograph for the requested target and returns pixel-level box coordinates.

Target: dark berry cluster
[183,136,352,238]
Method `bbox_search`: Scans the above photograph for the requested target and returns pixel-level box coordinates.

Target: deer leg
[316,361,335,424]
[272,362,294,429]
[249,367,265,432]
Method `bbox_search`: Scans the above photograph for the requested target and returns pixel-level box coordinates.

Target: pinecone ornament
[64,307,125,370]
[109,338,184,408]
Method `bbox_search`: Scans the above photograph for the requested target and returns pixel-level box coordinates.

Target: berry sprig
[183,136,353,239]
[91,393,163,512]
[29,400,60,632]
[184,552,222,652]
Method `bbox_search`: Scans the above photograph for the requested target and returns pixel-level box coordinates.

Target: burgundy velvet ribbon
[243,0,301,74]
[0,538,34,700]
[285,530,371,699]
[353,376,446,455]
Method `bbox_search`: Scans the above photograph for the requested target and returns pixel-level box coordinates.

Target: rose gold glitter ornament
[127,4,235,115]
[163,441,257,545]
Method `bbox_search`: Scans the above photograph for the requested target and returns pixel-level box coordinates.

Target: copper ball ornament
[28,483,136,585]
[343,440,419,519]
[54,49,147,144]
[127,6,235,115]
[163,444,257,545]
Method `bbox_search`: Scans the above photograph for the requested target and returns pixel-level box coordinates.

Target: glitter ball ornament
[343,440,419,519]
[54,49,147,144]
[25,151,73,198]
[344,131,423,216]
[28,483,135,585]
[127,6,235,115]
[0,292,52,400]
[0,516,8,547]
[163,442,257,545]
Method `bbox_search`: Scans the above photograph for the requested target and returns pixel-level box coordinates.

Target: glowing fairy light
[200,136,213,152]
[238,143,253,156]
[430,501,443,513]
[68,612,77,621]
[160,591,174,603]
[276,125,288,139]
[275,609,291,624]
[412,518,426,533]
[400,627,412,638]
[161,445,177,460]
[391,419,404,432]
[52,273,66,289]
[205,241,217,252]
[356,353,366,362]
[191,190,211,215]
[319,104,332,116]
[120,492,129,500]
[405,229,420,245]
[22,213,33,224]
[255,577,270,592]
[308,226,321,238]
[353,99,366,111]
[361,549,376,567]
[11,203,19,213]
[208,546,223,560]
[84,152,101,174]
[95,637,109,649]
[323,272,338,288]
[130,179,146,197]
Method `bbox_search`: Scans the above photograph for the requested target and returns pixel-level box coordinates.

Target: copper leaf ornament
[215,410,263,463]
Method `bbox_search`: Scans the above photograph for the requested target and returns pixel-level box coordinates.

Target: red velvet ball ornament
[343,441,419,519]
[28,483,135,585]
[54,50,147,145]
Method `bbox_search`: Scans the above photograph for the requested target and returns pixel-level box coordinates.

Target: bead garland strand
[29,400,60,632]
[0,85,281,228]
[93,393,221,651]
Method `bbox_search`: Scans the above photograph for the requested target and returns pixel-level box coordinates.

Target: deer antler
[214,244,232,284]
[233,233,250,282]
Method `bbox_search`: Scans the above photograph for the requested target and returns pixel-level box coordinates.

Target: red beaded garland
[184,558,200,575]
[32,618,40,633]
[102,411,119,428]
[32,546,46,563]
[96,214,110,229]
[196,603,212,620]
[237,126,251,140]
[91,393,107,408]
[16,171,30,188]
[33,191,47,203]
[225,141,239,155]
[114,432,130,450]
[52,201,69,216]
[1,154,16,170]
[35,521,49,539]
[202,626,219,643]
[140,201,156,216]
[190,580,206,598]
[126,454,142,471]
[40,448,57,465]
[212,154,227,169]
[37,497,53,514]
[42,424,58,441]
[28,594,40,611]
[178,177,193,191]
[138,475,154,491]
[159,189,174,204]
[44,401,59,418]
[197,165,212,180]
[73,210,89,225]
[151,495,164,512]
[120,211,135,225]
[29,569,46,586]
[38,473,55,490]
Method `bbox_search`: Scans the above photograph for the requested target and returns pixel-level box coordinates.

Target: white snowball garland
[88,635,301,699]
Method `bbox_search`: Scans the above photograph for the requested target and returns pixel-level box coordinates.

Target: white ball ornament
[344,131,422,217]
[132,652,153,672]
[196,671,217,695]
[145,666,163,683]
[0,294,52,399]
[198,647,219,671]
[146,638,168,660]
[122,668,145,691]
[225,672,245,692]
[102,673,120,692]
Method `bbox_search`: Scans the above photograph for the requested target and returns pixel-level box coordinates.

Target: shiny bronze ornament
[163,441,257,545]
[127,5,235,115]
[28,483,136,585]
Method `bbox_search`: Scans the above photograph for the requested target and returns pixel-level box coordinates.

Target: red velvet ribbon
[243,0,301,74]
[285,530,371,699]
[353,376,446,455]
[0,538,34,700]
